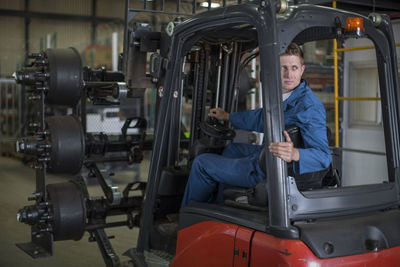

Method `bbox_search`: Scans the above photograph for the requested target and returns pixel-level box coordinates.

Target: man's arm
[269,131,300,163]
[209,107,229,121]
[209,108,264,133]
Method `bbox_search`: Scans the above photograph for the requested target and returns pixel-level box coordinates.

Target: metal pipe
[11,83,15,135]
[202,47,210,117]
[112,32,118,71]
[337,97,381,101]
[333,146,386,156]
[215,47,223,107]
[84,81,119,88]
[86,221,128,231]
[46,33,51,49]
[18,83,22,137]
[228,43,240,113]
[123,0,129,74]
[333,0,339,147]
[86,156,130,163]
[220,48,231,110]
[190,50,202,147]
[251,54,256,110]
[5,83,9,136]
[336,43,400,52]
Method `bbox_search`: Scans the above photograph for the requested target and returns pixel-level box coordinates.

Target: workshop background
[1,0,400,266]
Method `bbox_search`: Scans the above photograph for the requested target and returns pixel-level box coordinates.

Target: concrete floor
[0,156,143,267]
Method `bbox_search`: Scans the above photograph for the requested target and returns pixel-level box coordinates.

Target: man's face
[280,55,305,94]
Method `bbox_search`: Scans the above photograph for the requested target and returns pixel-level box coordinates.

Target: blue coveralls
[181,80,331,207]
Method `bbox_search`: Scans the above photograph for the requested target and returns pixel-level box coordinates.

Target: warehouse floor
[0,156,144,267]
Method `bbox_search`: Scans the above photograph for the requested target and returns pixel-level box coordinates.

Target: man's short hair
[282,42,304,64]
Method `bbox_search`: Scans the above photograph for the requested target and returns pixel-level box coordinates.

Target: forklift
[14,0,400,266]
[127,0,400,266]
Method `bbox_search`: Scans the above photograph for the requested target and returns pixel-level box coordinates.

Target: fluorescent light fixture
[200,2,221,8]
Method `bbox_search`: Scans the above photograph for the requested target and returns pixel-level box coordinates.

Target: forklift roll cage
[136,0,400,259]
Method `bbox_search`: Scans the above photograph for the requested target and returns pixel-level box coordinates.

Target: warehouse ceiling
[293,0,400,16]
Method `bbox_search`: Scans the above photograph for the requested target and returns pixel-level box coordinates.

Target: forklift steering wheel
[200,117,236,140]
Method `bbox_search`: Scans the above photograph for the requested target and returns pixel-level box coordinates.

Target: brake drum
[46,116,85,174]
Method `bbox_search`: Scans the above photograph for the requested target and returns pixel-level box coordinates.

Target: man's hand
[209,107,229,121]
[269,130,300,163]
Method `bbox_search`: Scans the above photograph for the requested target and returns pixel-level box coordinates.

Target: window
[349,62,382,128]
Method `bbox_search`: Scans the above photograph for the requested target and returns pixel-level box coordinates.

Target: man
[181,43,331,207]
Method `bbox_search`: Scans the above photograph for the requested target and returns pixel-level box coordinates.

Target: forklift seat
[223,125,340,208]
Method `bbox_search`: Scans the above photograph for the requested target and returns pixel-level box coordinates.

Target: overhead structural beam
[0,8,124,24]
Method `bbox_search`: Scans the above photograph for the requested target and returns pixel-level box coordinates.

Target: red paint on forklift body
[234,227,254,267]
[251,231,400,266]
[171,221,238,267]
[172,221,400,267]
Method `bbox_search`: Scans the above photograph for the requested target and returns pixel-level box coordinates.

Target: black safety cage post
[257,0,294,234]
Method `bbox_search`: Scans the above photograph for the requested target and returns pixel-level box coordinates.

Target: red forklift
[14,0,400,266]
[127,0,400,266]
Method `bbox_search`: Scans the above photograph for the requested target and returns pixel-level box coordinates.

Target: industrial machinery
[14,0,400,266]
[14,47,150,266]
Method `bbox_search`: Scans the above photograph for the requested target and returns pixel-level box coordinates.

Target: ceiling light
[200,2,221,8]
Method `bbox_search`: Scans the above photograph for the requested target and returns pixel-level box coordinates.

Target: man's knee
[191,153,212,171]
[222,143,239,157]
